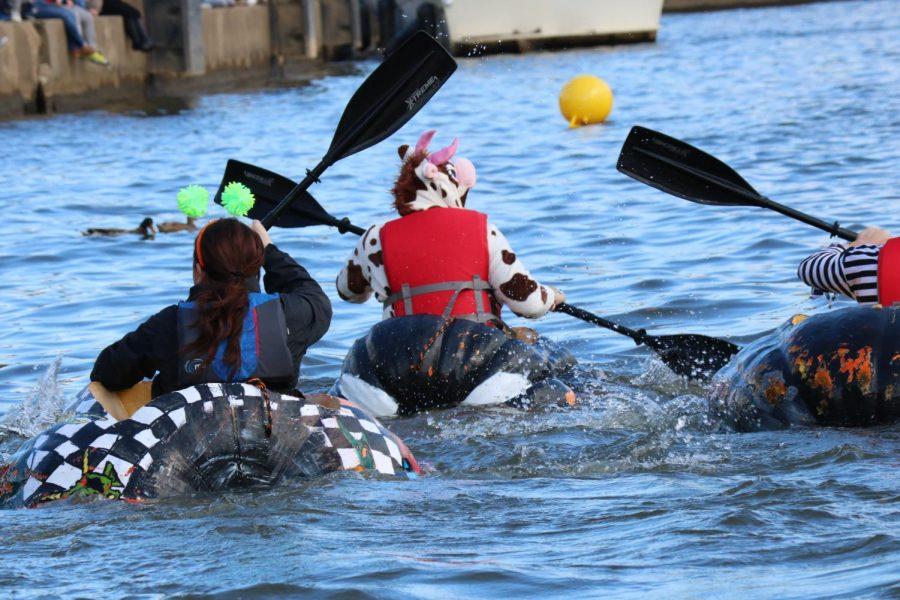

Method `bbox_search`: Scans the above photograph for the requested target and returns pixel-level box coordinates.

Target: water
[1,0,899,596]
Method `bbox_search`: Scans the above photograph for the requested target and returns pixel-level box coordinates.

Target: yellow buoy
[559,75,614,128]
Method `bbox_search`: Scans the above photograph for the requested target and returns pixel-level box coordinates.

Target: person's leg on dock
[32,2,87,52]
[100,0,153,51]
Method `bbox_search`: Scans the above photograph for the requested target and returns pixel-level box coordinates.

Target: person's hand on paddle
[251,220,272,248]
[850,227,891,247]
[550,287,566,308]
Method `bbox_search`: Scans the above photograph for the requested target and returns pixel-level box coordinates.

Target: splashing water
[0,357,69,440]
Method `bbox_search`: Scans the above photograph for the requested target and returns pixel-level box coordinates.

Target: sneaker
[83,50,110,66]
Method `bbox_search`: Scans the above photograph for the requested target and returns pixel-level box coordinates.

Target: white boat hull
[439,0,664,53]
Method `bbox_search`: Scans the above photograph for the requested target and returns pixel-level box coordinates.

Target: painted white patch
[461,371,531,406]
[336,447,360,469]
[169,408,187,428]
[93,417,117,430]
[384,438,402,463]
[203,401,213,414]
[240,384,262,397]
[179,387,203,404]
[337,374,398,417]
[338,408,355,417]
[55,424,82,438]
[138,453,153,471]
[133,429,159,448]
[27,450,49,470]
[360,420,380,434]
[206,383,224,398]
[371,449,394,475]
[349,431,363,441]
[300,405,320,417]
[54,441,80,458]
[130,406,163,425]
[91,434,119,450]
[23,476,42,499]
[46,462,82,488]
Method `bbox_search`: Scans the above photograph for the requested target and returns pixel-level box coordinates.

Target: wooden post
[349,0,362,52]
[145,0,205,77]
[181,0,205,75]
[302,0,322,59]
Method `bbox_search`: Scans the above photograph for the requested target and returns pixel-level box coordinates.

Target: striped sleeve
[797,244,881,304]
[843,245,881,303]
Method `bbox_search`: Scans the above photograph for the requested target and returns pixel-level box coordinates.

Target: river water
[1,0,898,597]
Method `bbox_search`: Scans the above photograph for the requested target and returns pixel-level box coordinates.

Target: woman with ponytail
[91,219,332,398]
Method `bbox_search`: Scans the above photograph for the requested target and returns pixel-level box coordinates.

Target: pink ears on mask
[428,138,458,166]
[415,130,436,155]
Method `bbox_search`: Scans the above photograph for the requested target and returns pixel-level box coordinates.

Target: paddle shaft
[261,161,328,230]
[755,196,857,242]
[555,302,645,345]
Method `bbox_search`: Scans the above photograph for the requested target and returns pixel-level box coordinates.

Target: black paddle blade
[643,333,741,381]
[216,160,349,230]
[617,125,764,207]
[325,30,456,163]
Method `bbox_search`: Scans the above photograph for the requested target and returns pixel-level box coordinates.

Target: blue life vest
[176,292,295,388]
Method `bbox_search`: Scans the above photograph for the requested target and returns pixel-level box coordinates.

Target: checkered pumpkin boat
[0,383,420,508]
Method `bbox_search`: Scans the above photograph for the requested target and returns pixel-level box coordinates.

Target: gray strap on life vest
[384,277,494,320]
[401,283,413,316]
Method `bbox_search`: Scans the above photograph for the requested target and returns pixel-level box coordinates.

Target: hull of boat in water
[710,305,900,430]
[332,315,577,416]
[0,383,419,509]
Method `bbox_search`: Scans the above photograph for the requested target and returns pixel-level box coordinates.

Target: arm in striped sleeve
[797,244,882,304]
[841,245,882,304]
[797,244,854,299]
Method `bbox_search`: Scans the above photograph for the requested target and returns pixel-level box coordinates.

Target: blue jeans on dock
[32,2,85,50]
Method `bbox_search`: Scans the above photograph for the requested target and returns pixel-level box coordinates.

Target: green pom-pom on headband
[221,181,255,217]
[177,185,209,218]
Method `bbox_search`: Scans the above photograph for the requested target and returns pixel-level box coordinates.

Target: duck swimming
[157,216,198,234]
[83,217,156,239]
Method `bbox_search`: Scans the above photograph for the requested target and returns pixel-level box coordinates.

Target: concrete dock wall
[0,17,147,115]
[202,6,272,72]
[0,0,356,118]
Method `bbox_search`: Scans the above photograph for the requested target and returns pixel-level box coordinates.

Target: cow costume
[333,131,576,416]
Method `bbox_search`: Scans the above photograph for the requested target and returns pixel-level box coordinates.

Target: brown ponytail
[184,218,265,375]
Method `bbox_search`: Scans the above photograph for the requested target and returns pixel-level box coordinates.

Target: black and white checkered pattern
[1,383,418,509]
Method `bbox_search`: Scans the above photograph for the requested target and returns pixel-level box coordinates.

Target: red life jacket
[380,208,498,323]
[878,238,900,306]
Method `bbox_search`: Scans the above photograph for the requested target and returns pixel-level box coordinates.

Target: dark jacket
[91,244,332,398]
